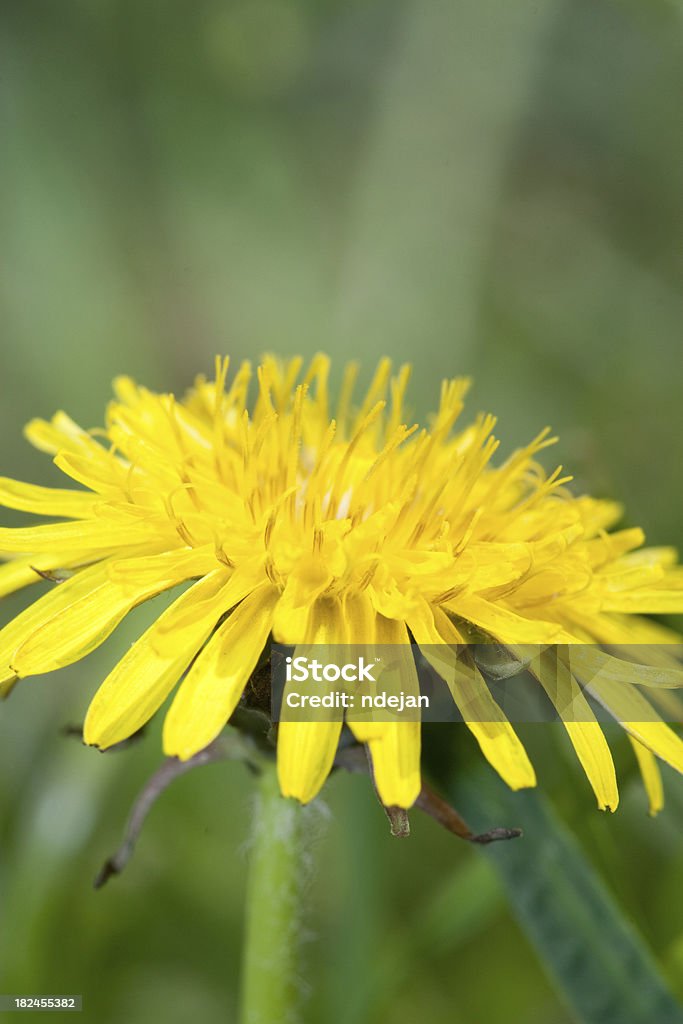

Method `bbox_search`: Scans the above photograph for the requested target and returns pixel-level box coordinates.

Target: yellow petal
[0,518,163,556]
[0,478,99,518]
[277,595,347,803]
[563,726,619,808]
[579,666,683,776]
[13,578,170,676]
[349,615,421,808]
[620,720,683,774]
[277,719,343,803]
[0,556,67,599]
[342,589,376,644]
[447,594,563,644]
[0,677,17,699]
[408,601,536,791]
[24,411,105,454]
[23,412,128,495]
[84,570,233,749]
[600,591,683,614]
[163,583,278,759]
[107,545,219,587]
[271,556,333,644]
[608,641,683,669]
[527,647,618,811]
[364,719,422,808]
[0,563,109,682]
[52,450,127,497]
[8,548,203,677]
[568,645,683,689]
[628,736,663,816]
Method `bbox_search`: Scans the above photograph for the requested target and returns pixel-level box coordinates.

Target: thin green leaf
[453,770,683,1024]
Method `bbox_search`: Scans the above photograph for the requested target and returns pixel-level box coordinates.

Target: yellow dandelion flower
[1,356,683,813]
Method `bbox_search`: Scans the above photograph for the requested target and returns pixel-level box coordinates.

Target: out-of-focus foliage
[1,2,682,1021]
[456,773,683,1024]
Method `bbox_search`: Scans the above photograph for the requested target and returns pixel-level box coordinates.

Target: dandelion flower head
[1,355,682,812]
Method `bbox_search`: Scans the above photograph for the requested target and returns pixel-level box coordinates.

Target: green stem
[240,762,309,1024]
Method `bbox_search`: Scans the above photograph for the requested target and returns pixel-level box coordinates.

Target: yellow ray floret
[0,354,682,810]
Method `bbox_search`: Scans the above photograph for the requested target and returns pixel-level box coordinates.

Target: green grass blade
[453,770,683,1024]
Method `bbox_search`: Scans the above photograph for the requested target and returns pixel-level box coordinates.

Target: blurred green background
[1,1,683,1021]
